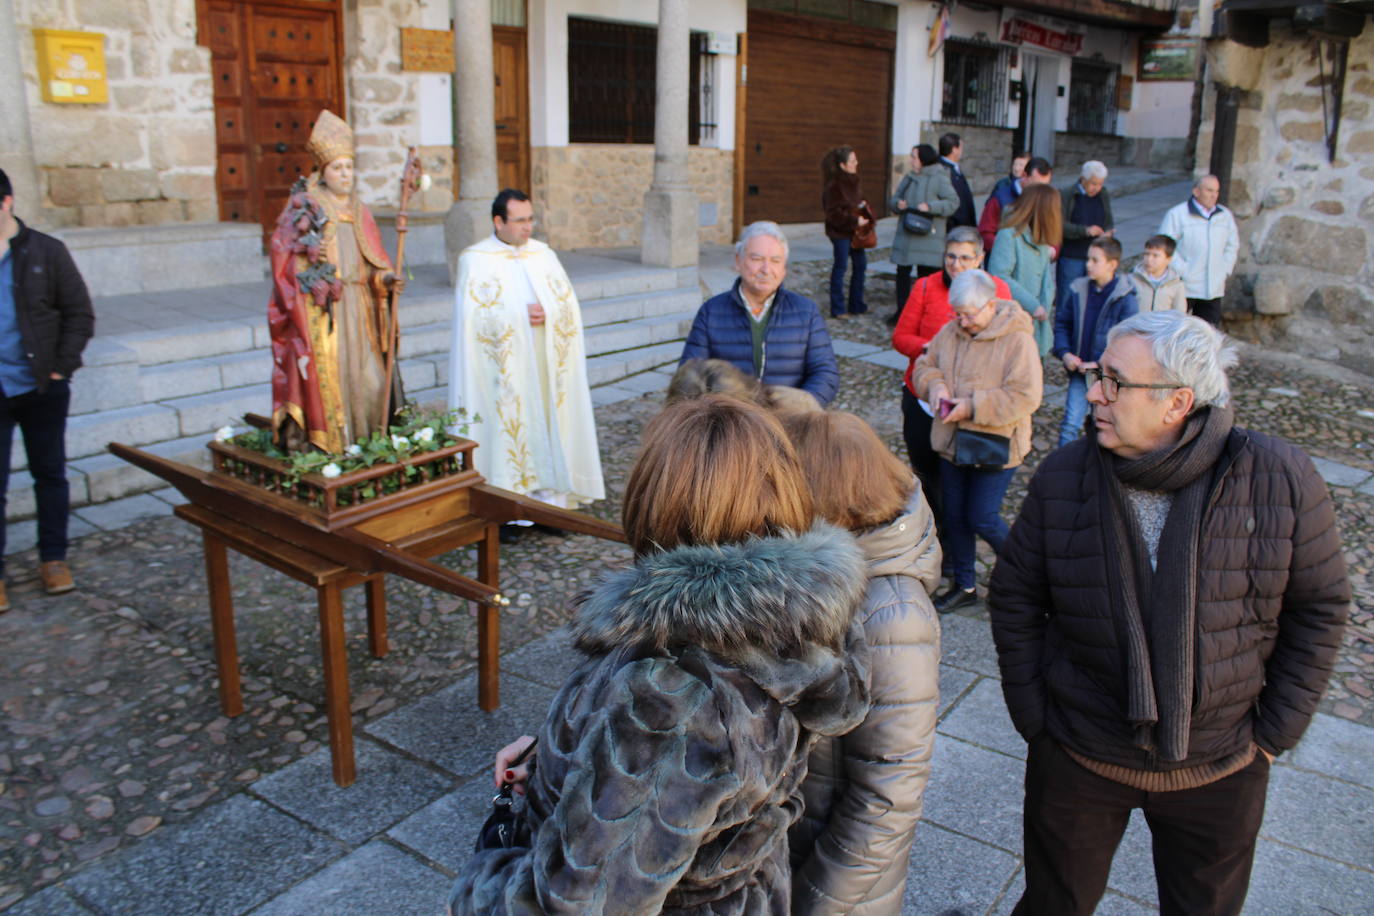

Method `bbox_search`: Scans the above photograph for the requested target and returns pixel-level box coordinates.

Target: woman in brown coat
[913,269,1042,612]
[822,145,871,319]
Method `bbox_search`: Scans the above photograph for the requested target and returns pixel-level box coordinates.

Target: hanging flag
[928,3,950,58]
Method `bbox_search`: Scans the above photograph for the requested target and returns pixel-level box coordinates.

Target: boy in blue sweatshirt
[1052,237,1139,446]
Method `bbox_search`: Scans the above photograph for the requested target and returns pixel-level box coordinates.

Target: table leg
[476,523,501,711]
[202,531,243,717]
[365,575,388,658]
[317,582,356,787]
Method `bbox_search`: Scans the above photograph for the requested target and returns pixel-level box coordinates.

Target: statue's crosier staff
[379,147,428,431]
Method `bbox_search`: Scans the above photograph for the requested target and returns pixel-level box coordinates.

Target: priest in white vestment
[449,190,604,507]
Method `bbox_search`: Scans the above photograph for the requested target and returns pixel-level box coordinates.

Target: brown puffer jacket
[988,428,1350,769]
[911,300,1043,468]
[823,173,864,241]
[790,491,942,915]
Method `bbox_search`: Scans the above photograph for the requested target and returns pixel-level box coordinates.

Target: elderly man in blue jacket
[680,221,839,406]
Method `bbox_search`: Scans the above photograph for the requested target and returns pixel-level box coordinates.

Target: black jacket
[988,429,1349,769]
[940,160,976,230]
[5,219,94,392]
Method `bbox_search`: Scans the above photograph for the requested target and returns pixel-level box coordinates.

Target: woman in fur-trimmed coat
[449,396,871,915]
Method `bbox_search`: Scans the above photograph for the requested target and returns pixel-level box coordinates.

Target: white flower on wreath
[321,462,342,479]
[214,425,235,442]
[391,434,411,451]
[416,427,435,444]
[345,443,363,457]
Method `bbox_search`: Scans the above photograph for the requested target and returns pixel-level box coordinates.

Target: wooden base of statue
[109,436,623,787]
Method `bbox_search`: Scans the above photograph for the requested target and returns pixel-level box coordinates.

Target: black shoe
[933,586,978,614]
[885,311,901,326]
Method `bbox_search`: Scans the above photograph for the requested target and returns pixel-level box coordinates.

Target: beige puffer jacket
[789,490,943,915]
[912,300,1043,468]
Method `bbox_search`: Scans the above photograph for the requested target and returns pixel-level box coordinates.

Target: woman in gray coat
[783,411,942,915]
[451,395,870,915]
[889,144,959,324]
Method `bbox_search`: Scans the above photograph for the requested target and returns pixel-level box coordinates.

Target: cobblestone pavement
[1,263,1371,910]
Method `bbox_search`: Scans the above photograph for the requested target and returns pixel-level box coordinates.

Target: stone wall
[16,0,216,228]
[1197,20,1374,375]
[343,3,452,212]
[920,122,1014,197]
[531,145,734,249]
[1053,132,1125,170]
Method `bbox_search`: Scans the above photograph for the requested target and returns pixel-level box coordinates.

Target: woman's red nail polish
[504,769,515,782]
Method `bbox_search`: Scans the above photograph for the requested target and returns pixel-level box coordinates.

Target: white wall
[892,1,940,152]
[529,0,746,148]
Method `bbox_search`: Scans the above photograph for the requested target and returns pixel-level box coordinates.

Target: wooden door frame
[492,24,532,196]
[731,32,747,242]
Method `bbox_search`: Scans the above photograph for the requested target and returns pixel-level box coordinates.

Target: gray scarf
[1095,405,1234,762]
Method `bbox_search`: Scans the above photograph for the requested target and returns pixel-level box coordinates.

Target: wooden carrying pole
[380,147,425,431]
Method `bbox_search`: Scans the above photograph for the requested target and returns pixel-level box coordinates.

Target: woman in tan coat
[913,269,1042,612]
[783,411,942,915]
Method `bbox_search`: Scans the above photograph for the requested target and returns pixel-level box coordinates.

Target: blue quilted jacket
[680,282,839,405]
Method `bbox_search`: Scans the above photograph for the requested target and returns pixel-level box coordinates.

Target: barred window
[1068,59,1119,134]
[567,18,703,145]
[941,38,1009,127]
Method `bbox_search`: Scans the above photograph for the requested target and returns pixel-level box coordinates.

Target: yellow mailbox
[34,29,108,104]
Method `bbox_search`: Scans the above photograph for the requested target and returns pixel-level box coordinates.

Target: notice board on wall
[402,28,455,72]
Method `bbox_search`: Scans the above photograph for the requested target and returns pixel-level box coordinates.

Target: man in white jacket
[1158,175,1239,327]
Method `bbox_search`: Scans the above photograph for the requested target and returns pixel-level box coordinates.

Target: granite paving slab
[937,614,1002,679]
[498,627,583,691]
[1245,836,1374,915]
[62,795,343,916]
[1308,456,1371,489]
[1286,712,1374,790]
[1103,811,1161,904]
[991,872,1158,916]
[71,493,175,531]
[831,338,884,358]
[937,677,1027,760]
[363,673,557,778]
[901,822,1021,916]
[1262,765,1374,869]
[247,840,451,916]
[922,736,1025,852]
[937,666,980,719]
[249,738,452,845]
[857,349,911,372]
[387,778,495,874]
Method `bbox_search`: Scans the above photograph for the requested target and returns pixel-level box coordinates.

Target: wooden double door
[200,0,345,241]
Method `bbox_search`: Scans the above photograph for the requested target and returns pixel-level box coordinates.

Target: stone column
[640,0,698,268]
[443,0,500,283]
[0,0,42,221]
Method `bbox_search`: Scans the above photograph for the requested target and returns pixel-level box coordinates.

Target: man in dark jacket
[680,221,838,406]
[989,311,1349,916]
[0,168,95,609]
[937,133,976,231]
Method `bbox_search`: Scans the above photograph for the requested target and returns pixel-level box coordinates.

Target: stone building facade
[1199,17,1374,373]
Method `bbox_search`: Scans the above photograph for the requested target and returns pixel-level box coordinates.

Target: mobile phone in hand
[938,398,955,419]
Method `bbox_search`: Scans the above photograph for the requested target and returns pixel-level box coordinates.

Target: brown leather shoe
[0,581,9,612]
[41,561,75,595]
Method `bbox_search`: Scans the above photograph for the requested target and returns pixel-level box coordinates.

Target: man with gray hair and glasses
[680,220,838,405]
[989,311,1349,915]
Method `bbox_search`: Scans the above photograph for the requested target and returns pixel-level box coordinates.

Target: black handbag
[953,429,1011,469]
[901,210,933,236]
[475,739,537,851]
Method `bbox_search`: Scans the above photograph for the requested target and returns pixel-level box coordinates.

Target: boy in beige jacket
[1131,234,1188,313]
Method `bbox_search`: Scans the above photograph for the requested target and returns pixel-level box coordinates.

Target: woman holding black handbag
[449,395,870,915]
[888,143,959,325]
[912,270,1042,613]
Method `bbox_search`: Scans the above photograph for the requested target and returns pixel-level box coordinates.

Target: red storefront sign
[1000,16,1084,55]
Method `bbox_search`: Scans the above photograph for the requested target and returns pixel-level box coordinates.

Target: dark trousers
[0,380,72,573]
[1013,737,1269,916]
[829,238,867,316]
[894,264,941,318]
[1188,297,1223,326]
[938,457,1014,589]
[902,389,948,575]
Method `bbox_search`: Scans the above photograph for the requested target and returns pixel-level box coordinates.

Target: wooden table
[174,503,502,787]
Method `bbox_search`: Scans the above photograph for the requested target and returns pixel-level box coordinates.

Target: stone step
[65,433,213,508]
[580,285,702,328]
[586,341,683,387]
[584,312,695,359]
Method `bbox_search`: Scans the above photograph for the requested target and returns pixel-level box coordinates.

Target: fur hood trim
[573,522,866,660]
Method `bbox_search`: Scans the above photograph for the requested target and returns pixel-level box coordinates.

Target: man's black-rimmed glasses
[1084,367,1182,403]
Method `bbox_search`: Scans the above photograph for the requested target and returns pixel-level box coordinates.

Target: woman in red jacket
[892,226,1010,530]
